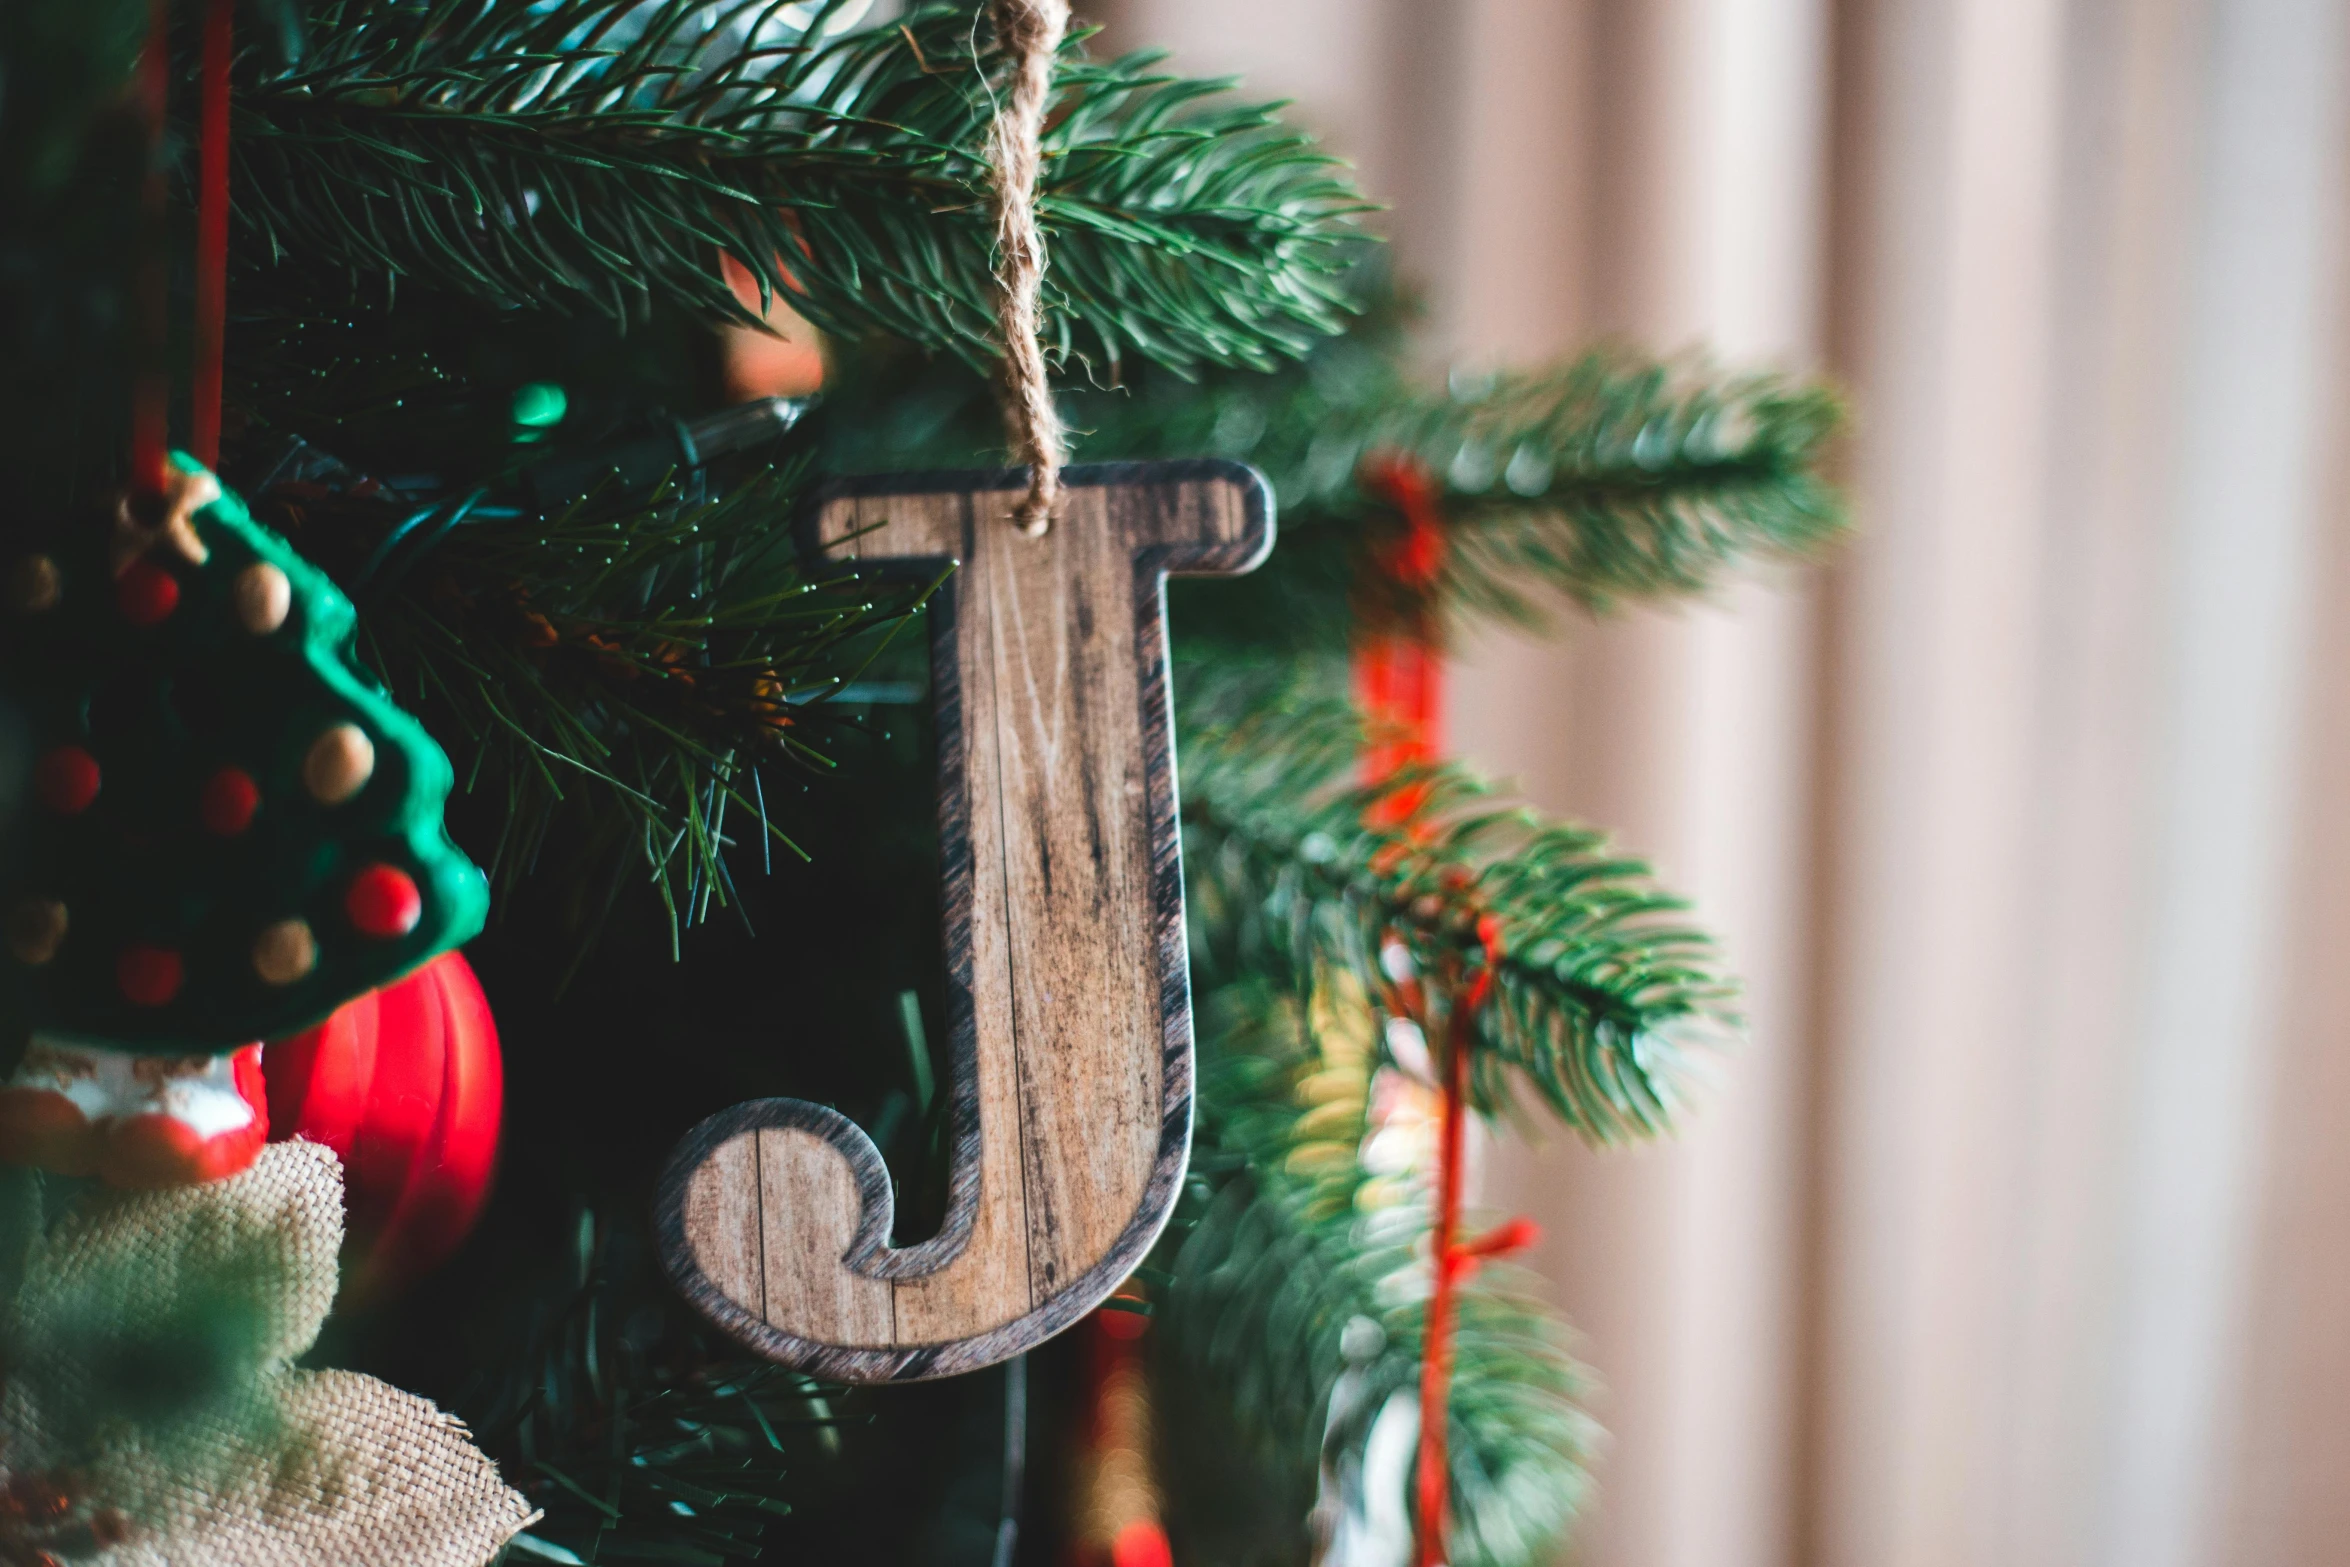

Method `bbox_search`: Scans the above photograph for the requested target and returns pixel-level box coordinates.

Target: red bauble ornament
[263,949,502,1300]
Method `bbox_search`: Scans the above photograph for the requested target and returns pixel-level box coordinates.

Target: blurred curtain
[1086,3,2350,1565]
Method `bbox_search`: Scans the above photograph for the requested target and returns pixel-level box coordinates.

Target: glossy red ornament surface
[264,949,502,1299]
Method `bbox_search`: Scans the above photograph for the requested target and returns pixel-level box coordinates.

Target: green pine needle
[463,1214,842,1565]
[255,462,936,942]
[1154,980,1597,1567]
[1332,354,1847,616]
[1086,338,1847,624]
[821,302,1846,645]
[228,3,1366,375]
[1180,672,1737,1143]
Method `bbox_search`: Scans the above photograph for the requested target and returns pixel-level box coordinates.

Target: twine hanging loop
[984,0,1069,535]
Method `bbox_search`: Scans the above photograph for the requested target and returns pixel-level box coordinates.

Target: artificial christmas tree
[0,2,1842,1563]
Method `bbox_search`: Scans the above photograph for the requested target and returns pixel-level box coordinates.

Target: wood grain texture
[656,461,1273,1381]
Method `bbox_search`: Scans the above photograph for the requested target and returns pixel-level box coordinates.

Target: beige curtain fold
[1088,4,2350,1563]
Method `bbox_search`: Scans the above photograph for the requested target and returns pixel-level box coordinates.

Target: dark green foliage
[1180,673,1735,1143]
[247,460,936,945]
[222,268,729,489]
[0,0,147,198]
[162,0,1372,931]
[1155,662,1725,1558]
[1153,981,1595,1567]
[463,1213,840,1565]
[1081,337,1846,638]
[0,0,153,512]
[442,1213,1025,1567]
[1328,355,1844,614]
[216,276,901,938]
[230,2,1364,374]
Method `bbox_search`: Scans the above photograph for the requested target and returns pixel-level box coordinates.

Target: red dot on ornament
[116,560,181,626]
[199,766,261,836]
[34,747,100,815]
[117,945,184,1007]
[345,863,423,938]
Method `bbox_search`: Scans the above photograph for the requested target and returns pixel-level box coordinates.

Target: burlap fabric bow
[0,1140,533,1565]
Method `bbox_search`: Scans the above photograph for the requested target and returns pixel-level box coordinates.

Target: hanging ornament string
[1410,925,1540,1567]
[1355,454,1540,1567]
[129,0,175,499]
[126,0,237,491]
[192,0,236,468]
[983,0,1070,535]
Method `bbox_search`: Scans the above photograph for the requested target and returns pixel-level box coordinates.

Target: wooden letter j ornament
[655,461,1272,1380]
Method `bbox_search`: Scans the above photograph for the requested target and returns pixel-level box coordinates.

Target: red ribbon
[1352,456,1540,1567]
[1356,454,1447,815]
[1409,917,1535,1567]
[131,0,236,489]
[129,0,174,498]
[193,0,236,468]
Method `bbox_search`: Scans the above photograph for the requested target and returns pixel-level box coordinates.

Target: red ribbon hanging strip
[193,0,236,468]
[1355,454,1448,815]
[1354,455,1539,1567]
[129,0,237,490]
[1405,913,1537,1567]
[129,0,175,498]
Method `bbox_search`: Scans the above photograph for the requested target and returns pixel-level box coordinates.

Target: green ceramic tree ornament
[0,456,488,1053]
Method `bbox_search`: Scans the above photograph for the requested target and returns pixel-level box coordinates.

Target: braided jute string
[985,0,1070,535]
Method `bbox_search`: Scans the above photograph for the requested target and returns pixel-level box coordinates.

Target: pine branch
[1087,340,1846,621]
[1153,977,1595,1567]
[226,2,1365,374]
[463,1213,843,1565]
[251,460,936,938]
[1180,672,1736,1142]
[1337,354,1846,616]
[819,300,1844,646]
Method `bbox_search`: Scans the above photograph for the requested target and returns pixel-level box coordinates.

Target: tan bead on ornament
[252,920,318,986]
[233,561,292,634]
[8,899,67,966]
[9,555,61,614]
[302,723,375,804]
